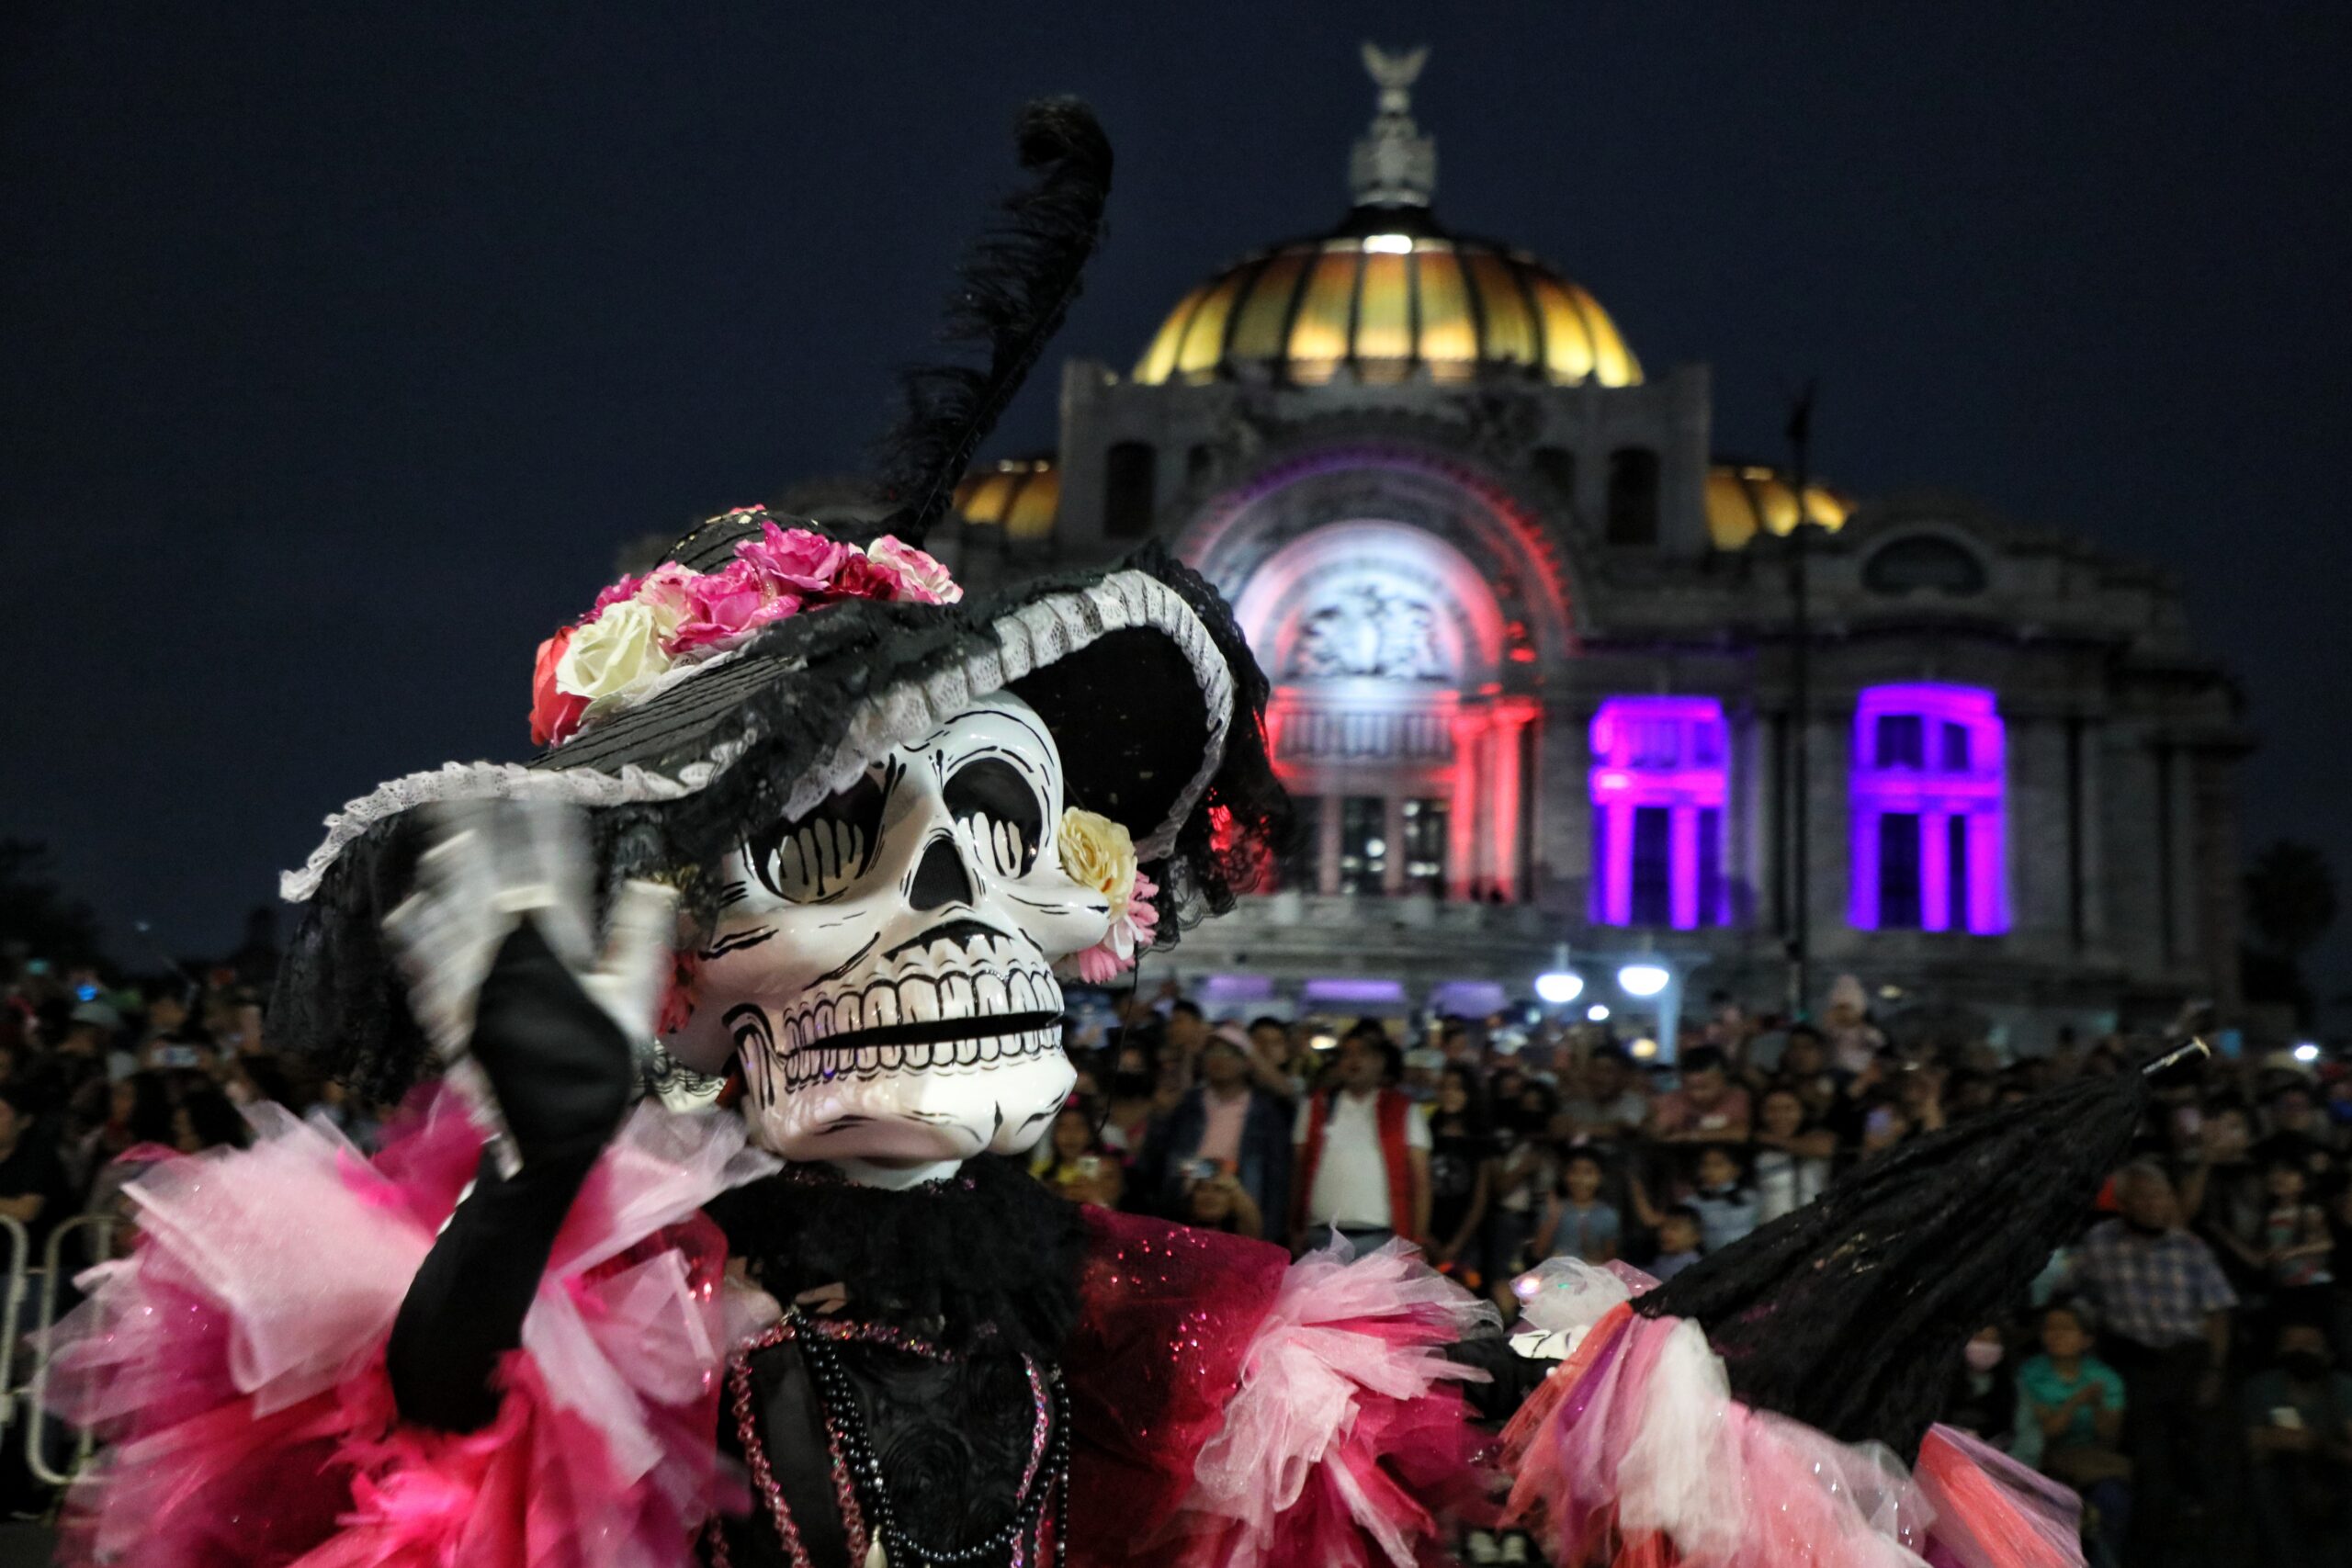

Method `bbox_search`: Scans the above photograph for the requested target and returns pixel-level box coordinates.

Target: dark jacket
[1140,1086,1291,1227]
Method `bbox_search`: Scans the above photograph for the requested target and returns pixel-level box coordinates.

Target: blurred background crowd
[3,935,2349,1565]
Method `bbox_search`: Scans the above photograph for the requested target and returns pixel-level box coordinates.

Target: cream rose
[1057,807,1137,905]
[556,599,669,702]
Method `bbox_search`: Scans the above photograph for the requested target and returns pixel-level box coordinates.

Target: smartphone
[2273,1407,2304,1430]
[1076,1156,1102,1179]
[157,1044,203,1069]
[1182,1157,1219,1182]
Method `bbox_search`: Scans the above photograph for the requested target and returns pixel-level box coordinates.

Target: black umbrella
[1637,1043,2202,1456]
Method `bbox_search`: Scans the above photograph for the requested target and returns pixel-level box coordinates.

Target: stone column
[1448,707,1489,900]
[1487,700,1539,902]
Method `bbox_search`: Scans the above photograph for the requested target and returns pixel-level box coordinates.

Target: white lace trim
[277,761,710,902]
[281,570,1233,899]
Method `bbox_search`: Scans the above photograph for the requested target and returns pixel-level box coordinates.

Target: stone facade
[921,57,2249,1048]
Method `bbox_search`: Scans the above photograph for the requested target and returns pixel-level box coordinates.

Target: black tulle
[1635,1069,2148,1456]
[704,1155,1088,1362]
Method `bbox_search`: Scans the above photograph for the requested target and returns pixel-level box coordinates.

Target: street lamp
[1617,961,1671,998]
[1535,970,1585,1006]
[1587,1004,1611,1022]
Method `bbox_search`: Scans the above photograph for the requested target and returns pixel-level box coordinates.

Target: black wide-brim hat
[270,98,1290,1099]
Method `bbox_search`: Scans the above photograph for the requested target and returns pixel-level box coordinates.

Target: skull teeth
[779,1024,1062,1092]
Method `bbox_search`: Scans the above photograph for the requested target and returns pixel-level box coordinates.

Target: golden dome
[951,456,1059,539]
[1704,461,1851,550]
[1134,209,1641,390]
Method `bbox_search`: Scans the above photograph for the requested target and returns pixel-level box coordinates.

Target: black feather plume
[872,97,1113,544]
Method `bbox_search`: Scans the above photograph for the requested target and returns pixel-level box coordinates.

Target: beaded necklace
[708,1307,1067,1568]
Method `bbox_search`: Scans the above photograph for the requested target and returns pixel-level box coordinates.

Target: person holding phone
[1139,1024,1291,1227]
[2243,1321,2352,1562]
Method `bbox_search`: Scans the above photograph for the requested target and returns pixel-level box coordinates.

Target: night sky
[6,5,2348,1007]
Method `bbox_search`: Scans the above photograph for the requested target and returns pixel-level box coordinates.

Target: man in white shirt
[1290,1026,1432,1255]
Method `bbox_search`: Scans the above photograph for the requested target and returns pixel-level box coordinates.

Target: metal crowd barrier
[0,1215,26,1437]
[20,1213,117,1487]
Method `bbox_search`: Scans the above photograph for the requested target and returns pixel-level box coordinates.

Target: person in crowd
[1631,1145,1759,1258]
[1751,1082,1835,1223]
[1560,1043,1649,1143]
[173,1086,252,1154]
[1162,997,1210,1067]
[1098,1034,1160,1155]
[1856,1092,1915,1161]
[2072,1162,2237,1565]
[1424,1062,1495,1283]
[1942,1325,2018,1450]
[1244,1014,1302,1102]
[2258,1152,2335,1326]
[1486,1079,1558,1304]
[1821,974,1886,1076]
[1894,1062,1949,1138]
[2016,1301,2131,1563]
[2181,1100,2268,1291]
[2242,1320,2352,1564]
[1537,1148,1621,1267]
[1648,1204,1704,1281]
[2265,1082,2341,1182]
[71,1070,175,1188]
[1035,1100,1123,1210]
[1138,1023,1291,1228]
[0,1082,72,1256]
[1687,1143,1761,1253]
[1291,1025,1430,1255]
[1647,1045,1751,1144]
[1182,1168,1264,1239]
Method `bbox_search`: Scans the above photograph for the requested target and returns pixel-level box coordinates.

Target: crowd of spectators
[7,946,2351,1562]
[1046,976,2352,1568]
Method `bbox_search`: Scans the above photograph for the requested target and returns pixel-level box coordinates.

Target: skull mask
[674,692,1110,1183]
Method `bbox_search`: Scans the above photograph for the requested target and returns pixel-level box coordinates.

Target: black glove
[386,916,638,1431]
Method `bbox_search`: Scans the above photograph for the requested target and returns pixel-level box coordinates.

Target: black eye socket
[747,773,886,902]
[944,756,1044,881]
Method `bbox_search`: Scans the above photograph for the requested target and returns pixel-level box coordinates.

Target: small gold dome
[950,456,1060,539]
[1705,462,1851,550]
[1134,209,1641,391]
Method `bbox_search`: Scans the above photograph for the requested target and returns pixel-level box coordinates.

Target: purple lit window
[1589,697,1730,929]
[1849,684,2007,934]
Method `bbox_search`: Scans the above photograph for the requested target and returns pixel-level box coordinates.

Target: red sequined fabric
[1061,1212,1290,1550]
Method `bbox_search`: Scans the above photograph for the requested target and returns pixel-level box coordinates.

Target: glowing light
[2294,1042,2322,1064]
[1588,697,1729,929]
[1587,1004,1611,1022]
[1363,232,1414,254]
[1618,962,1671,998]
[1628,1037,1659,1060]
[1849,684,2008,935]
[1534,971,1586,1006]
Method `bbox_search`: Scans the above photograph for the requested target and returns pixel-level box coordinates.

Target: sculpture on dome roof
[1351,40,1437,208]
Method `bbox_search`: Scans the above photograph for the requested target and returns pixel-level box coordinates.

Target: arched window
[1606,447,1659,546]
[1589,696,1730,928]
[1849,684,2007,933]
[1864,536,1987,596]
[1533,446,1578,505]
[1103,442,1158,538]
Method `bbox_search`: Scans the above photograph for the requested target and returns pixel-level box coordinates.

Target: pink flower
[587,574,642,621]
[1072,870,1159,982]
[737,522,853,594]
[633,562,700,627]
[866,536,962,604]
[668,559,801,653]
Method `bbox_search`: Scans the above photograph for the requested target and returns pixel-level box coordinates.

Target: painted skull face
[676,692,1110,1181]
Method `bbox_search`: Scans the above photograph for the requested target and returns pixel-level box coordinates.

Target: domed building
[932,47,2247,1043]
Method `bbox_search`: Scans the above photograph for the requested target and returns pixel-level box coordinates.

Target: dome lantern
[1351,41,1436,209]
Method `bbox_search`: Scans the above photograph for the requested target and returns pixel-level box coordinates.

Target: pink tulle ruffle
[1500,1259,2084,1568]
[47,1089,774,1568]
[1152,1235,1498,1568]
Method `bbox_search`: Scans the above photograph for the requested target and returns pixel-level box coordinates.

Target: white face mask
[672,692,1109,1185]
